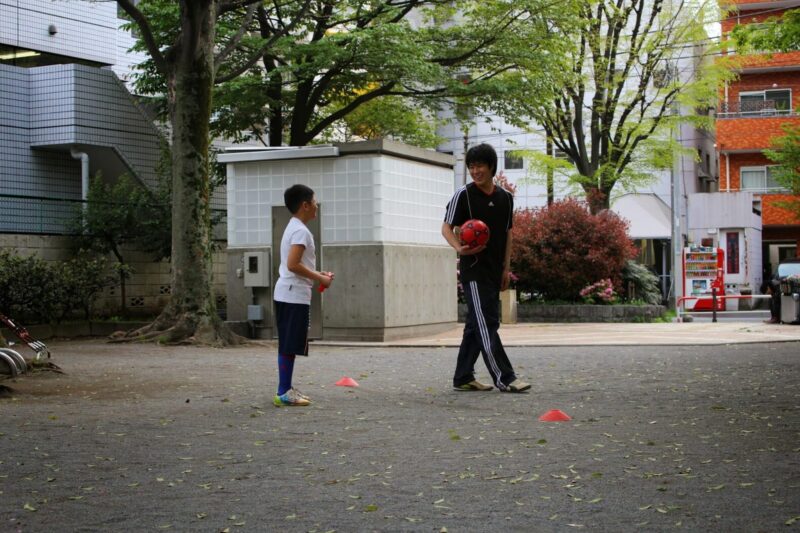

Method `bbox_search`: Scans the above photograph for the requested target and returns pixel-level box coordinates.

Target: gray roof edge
[217,146,339,163]
[334,139,454,168]
[217,139,454,168]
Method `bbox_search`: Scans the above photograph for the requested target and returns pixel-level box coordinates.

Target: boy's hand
[320,271,335,288]
[459,244,486,256]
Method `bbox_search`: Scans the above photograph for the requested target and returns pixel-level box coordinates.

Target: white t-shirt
[274,217,315,304]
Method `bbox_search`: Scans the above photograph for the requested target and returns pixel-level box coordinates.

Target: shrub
[0,249,63,323]
[511,198,637,301]
[580,278,618,304]
[621,260,662,305]
[60,253,118,320]
[0,249,116,324]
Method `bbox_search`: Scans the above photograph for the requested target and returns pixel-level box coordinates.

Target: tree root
[109,309,244,347]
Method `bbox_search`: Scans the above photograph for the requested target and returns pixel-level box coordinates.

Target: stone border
[458,303,666,323]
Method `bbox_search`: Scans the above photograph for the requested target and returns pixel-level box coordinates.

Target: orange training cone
[539,409,571,422]
[335,376,359,387]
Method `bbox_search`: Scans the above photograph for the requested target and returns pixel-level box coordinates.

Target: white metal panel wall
[0,0,117,64]
[227,154,453,247]
[688,192,760,230]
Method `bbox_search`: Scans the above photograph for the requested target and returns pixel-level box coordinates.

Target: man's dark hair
[465,143,497,177]
[284,184,315,214]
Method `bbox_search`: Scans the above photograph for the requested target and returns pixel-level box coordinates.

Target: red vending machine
[683,247,725,311]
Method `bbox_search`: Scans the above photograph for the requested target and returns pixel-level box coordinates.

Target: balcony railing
[0,193,227,239]
[717,100,795,119]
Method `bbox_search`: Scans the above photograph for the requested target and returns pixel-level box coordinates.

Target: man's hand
[500,269,511,291]
[459,244,486,256]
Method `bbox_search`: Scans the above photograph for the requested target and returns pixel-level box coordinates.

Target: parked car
[764,258,800,323]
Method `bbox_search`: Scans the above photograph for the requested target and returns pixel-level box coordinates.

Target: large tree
[130,0,573,147]
[518,0,732,213]
[115,0,305,344]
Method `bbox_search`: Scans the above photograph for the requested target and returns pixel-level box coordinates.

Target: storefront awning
[611,193,672,240]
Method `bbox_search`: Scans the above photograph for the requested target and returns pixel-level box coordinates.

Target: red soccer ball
[460,219,490,249]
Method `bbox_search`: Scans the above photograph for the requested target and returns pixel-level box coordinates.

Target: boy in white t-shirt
[273,184,334,407]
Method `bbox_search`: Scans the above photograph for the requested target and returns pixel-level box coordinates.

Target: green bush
[621,260,662,305]
[0,249,62,323]
[60,252,118,320]
[0,249,116,324]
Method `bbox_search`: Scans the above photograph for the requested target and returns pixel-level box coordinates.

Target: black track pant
[453,280,517,390]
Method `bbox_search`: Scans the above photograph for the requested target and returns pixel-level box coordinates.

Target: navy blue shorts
[275,301,310,356]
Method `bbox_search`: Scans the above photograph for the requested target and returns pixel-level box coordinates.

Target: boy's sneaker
[503,379,531,393]
[292,388,311,401]
[453,379,493,391]
[273,389,310,407]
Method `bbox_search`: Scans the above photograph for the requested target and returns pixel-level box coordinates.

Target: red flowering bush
[511,199,637,301]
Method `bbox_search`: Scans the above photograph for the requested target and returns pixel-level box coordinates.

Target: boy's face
[301,195,318,219]
[468,162,493,188]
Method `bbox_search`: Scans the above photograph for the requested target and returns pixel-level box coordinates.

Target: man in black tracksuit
[441,143,531,393]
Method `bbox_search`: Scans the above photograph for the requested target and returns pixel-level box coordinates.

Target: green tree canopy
[511,0,734,213]
[732,8,800,53]
[127,0,575,147]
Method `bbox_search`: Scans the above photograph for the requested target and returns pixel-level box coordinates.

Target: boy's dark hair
[284,184,315,214]
[465,143,497,177]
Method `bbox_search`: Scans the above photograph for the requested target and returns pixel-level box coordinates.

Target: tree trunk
[120,267,127,318]
[584,185,612,214]
[120,0,239,346]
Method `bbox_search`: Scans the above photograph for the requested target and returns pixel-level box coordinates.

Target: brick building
[716,0,800,280]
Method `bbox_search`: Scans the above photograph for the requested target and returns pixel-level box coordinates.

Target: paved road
[317,321,800,348]
[1,338,799,531]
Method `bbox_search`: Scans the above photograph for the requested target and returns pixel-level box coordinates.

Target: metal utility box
[247,304,265,321]
[243,251,270,287]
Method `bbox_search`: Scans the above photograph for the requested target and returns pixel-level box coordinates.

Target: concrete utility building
[221,140,458,342]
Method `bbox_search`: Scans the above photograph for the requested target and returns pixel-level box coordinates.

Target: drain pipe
[70,148,89,209]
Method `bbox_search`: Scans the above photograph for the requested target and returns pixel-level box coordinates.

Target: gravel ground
[1,339,799,532]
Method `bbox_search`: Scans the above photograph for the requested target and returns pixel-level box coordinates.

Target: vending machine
[683,247,725,311]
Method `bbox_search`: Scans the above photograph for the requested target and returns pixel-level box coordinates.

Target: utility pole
[546,137,554,206]
[670,99,683,311]
[462,130,469,185]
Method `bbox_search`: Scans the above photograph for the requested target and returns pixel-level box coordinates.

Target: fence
[676,291,772,322]
[0,193,226,238]
[717,100,794,119]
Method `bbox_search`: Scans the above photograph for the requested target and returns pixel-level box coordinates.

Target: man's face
[468,162,492,187]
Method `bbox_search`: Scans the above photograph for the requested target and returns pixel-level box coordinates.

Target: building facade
[0,0,226,317]
[715,0,800,285]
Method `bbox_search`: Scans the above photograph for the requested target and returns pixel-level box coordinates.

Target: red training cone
[538,409,571,422]
[335,376,359,387]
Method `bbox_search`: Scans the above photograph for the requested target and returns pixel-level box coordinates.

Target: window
[504,151,523,170]
[740,166,782,191]
[726,232,740,274]
[739,89,792,115]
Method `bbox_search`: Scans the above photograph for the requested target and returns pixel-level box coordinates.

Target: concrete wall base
[323,321,458,342]
[458,303,666,323]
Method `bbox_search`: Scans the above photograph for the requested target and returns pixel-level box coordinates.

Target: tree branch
[214,3,259,68]
[116,0,169,74]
